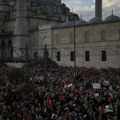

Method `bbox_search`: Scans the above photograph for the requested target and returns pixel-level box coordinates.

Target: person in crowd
[0,59,120,120]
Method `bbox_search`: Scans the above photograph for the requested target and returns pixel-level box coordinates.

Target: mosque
[0,0,120,68]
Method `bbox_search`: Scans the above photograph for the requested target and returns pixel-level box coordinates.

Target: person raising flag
[47,94,53,109]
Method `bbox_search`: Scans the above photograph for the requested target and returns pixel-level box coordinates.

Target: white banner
[92,83,101,89]
[103,81,109,86]
[94,93,99,97]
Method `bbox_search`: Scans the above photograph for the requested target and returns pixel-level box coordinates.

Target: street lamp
[43,45,47,85]
[73,13,77,83]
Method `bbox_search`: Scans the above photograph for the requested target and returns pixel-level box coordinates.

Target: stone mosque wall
[51,22,120,68]
[0,0,120,68]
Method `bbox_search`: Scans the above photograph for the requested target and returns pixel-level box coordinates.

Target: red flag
[18,112,22,120]
[47,95,52,109]
[70,84,74,92]
[99,106,105,120]
[60,94,67,103]
[79,91,84,97]
[24,113,31,120]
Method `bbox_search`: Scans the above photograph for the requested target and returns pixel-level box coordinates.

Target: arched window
[4,15,7,20]
[1,41,6,60]
[42,36,48,45]
[43,45,49,59]
[42,37,49,58]
[7,40,13,60]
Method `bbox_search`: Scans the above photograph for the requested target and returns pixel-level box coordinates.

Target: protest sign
[103,81,109,86]
[92,83,101,89]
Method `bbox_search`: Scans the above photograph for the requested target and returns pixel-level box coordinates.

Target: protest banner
[92,83,101,89]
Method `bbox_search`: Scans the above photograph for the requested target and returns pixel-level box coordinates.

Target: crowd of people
[0,59,120,120]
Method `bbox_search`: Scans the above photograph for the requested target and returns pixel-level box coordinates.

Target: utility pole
[43,45,47,85]
[25,44,29,81]
[26,44,29,60]
[74,14,77,83]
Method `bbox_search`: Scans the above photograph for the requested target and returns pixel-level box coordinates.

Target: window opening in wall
[7,40,13,60]
[70,51,75,61]
[4,15,7,20]
[1,41,6,60]
[101,50,107,61]
[85,51,90,61]
[57,51,61,61]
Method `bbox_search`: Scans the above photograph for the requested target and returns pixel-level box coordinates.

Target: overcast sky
[62,0,120,21]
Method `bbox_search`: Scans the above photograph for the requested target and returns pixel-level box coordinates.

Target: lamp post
[73,14,77,83]
[44,45,47,85]
[25,44,29,81]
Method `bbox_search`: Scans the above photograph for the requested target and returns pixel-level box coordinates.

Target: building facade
[0,0,120,68]
[0,0,72,60]
[51,21,120,68]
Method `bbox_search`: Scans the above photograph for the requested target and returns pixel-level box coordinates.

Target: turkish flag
[24,113,31,120]
[47,95,52,109]
[60,94,67,103]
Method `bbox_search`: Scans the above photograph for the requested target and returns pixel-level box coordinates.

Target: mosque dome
[88,17,102,24]
[35,0,57,5]
[52,23,61,28]
[75,19,87,25]
[68,14,79,21]
[60,21,74,27]
[104,12,120,22]
[60,14,79,27]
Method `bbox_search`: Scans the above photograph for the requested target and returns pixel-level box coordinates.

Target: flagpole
[73,13,76,83]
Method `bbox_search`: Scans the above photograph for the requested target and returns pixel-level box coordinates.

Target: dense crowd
[0,60,120,120]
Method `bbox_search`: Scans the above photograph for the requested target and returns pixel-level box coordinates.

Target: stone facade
[0,0,120,68]
[50,22,120,68]
[0,0,71,60]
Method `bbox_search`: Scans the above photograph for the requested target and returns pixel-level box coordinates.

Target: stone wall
[51,22,120,68]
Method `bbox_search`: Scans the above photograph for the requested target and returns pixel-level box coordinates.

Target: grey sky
[62,0,120,21]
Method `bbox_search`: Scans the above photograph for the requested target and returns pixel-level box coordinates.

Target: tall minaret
[13,0,29,58]
[95,0,102,18]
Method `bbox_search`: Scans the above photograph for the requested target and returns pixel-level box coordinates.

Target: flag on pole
[47,95,52,109]
[24,113,31,120]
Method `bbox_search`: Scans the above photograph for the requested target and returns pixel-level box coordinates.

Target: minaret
[95,0,102,18]
[13,0,29,59]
